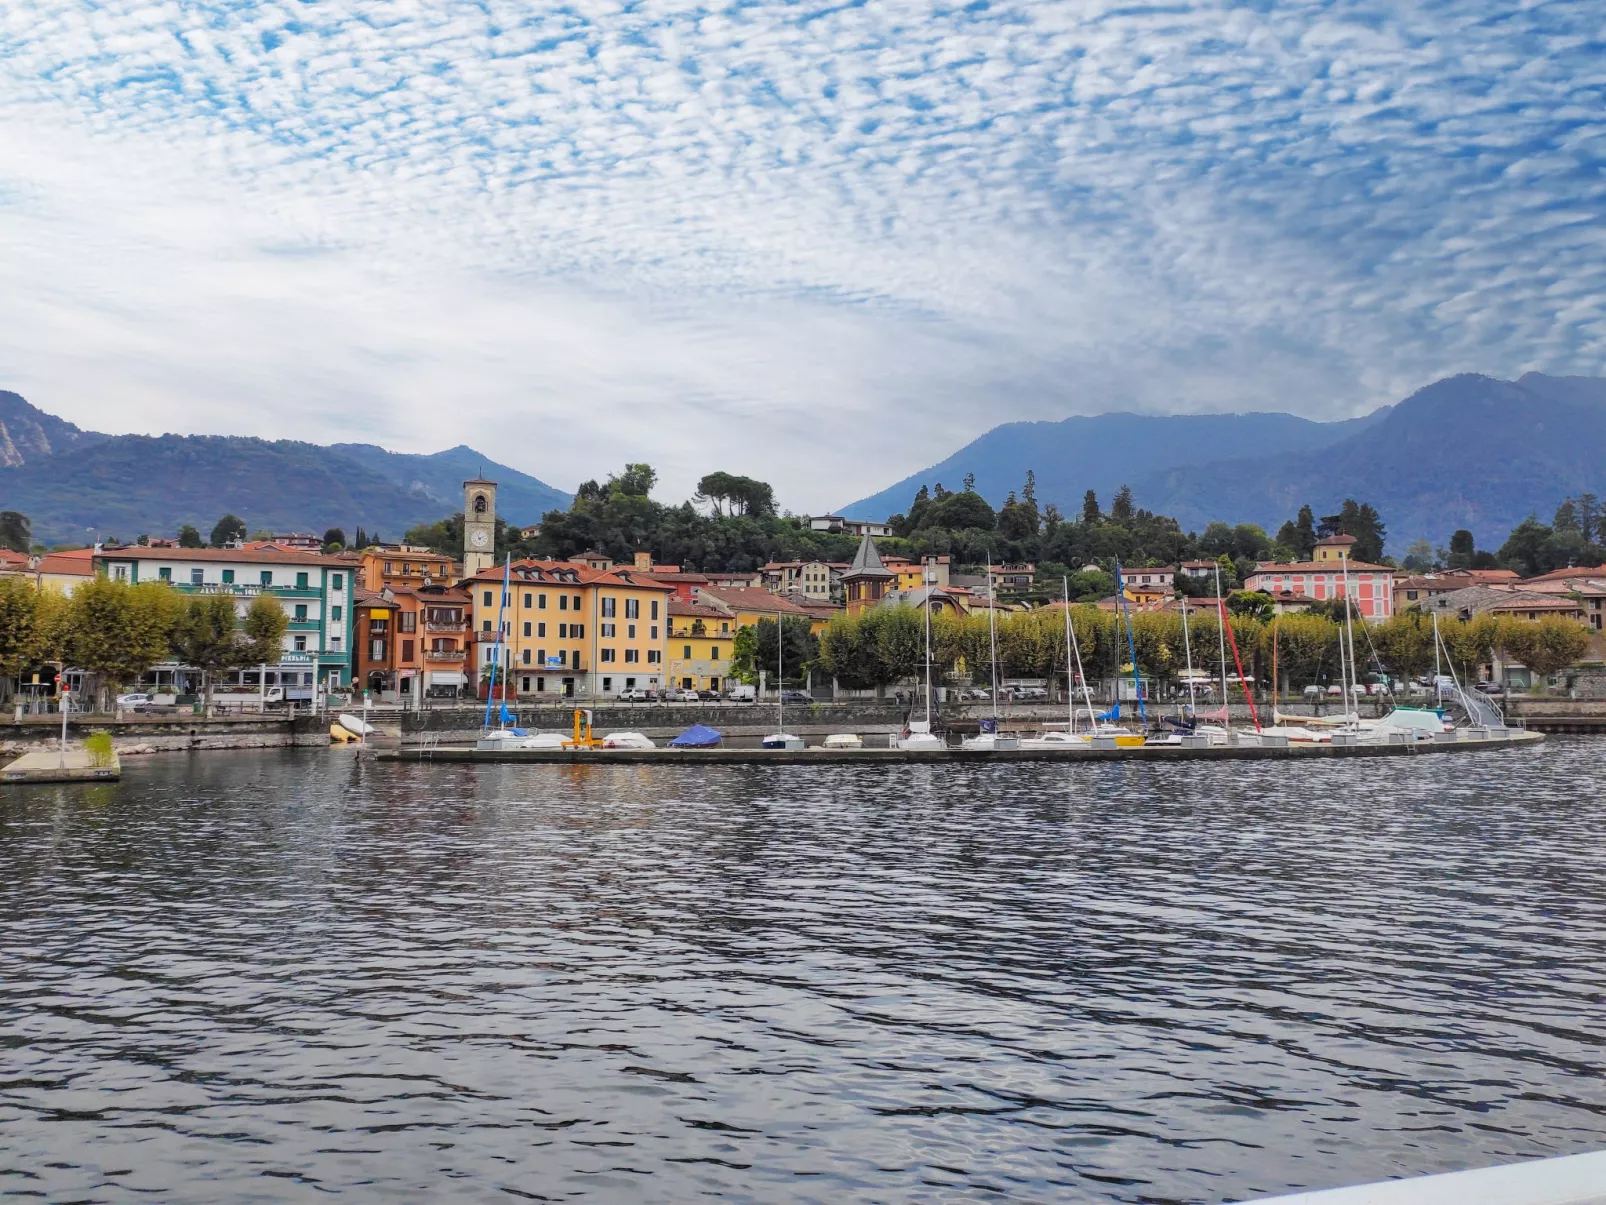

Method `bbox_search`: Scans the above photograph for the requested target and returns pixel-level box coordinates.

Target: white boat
[601,732,657,749]
[896,720,944,750]
[475,729,569,750]
[762,732,806,750]
[1020,730,1078,748]
[821,733,863,749]
[961,731,1019,749]
[337,713,377,737]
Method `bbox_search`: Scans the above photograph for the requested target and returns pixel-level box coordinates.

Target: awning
[428,672,466,686]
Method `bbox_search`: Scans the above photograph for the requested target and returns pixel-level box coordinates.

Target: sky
[1,0,1602,513]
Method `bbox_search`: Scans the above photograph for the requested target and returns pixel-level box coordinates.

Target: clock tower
[463,476,497,576]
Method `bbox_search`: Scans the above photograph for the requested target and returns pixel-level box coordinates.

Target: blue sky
[0,0,1602,511]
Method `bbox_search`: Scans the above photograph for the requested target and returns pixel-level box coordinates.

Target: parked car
[1474,681,1506,695]
[618,689,653,702]
[1010,687,1049,702]
[725,685,757,703]
[1302,685,1322,698]
[668,688,700,702]
[115,692,153,709]
[697,689,721,701]
[781,689,812,704]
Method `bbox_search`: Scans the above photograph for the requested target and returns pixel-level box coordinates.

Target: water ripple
[3,742,1605,1201]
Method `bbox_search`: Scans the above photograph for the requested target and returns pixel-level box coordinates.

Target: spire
[842,531,894,580]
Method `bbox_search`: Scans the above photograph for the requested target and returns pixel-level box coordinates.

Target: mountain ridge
[0,391,571,544]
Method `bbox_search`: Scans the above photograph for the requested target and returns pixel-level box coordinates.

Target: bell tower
[463,477,497,575]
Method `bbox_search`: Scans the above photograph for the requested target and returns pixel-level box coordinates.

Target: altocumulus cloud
[0,0,1602,509]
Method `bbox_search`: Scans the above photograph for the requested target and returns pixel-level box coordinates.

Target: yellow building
[667,601,736,691]
[462,560,672,699]
[696,585,820,633]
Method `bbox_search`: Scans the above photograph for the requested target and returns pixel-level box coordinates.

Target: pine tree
[1081,490,1100,525]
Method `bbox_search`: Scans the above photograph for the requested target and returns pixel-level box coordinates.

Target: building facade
[1244,535,1395,621]
[95,547,354,693]
[666,601,736,691]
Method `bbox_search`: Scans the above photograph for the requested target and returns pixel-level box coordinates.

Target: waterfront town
[1,475,1603,715]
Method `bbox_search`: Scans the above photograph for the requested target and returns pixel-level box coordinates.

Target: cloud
[0,0,1602,512]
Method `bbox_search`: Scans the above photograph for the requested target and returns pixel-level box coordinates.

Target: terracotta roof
[668,600,726,618]
[1426,586,1583,616]
[696,585,811,615]
[458,560,672,590]
[0,549,31,567]
[1248,560,1393,574]
[36,549,97,576]
[1522,564,1606,584]
[645,571,711,583]
[1315,533,1358,546]
[97,546,345,566]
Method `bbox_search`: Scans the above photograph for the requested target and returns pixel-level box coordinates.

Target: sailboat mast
[776,609,784,735]
[1065,583,1098,732]
[482,553,512,733]
[987,556,1000,721]
[1181,597,1196,714]
[1340,551,1359,724]
[923,564,933,726]
[1061,577,1075,734]
[1214,562,1231,734]
[1114,561,1146,726]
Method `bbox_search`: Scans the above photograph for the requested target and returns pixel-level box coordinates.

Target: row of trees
[805,605,1591,696]
[0,577,289,709]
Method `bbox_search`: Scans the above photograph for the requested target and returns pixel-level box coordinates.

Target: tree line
[0,577,290,709]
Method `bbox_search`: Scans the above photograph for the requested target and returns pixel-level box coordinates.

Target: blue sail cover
[669,724,722,747]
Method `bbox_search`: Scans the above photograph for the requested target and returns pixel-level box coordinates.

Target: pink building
[1244,534,1395,621]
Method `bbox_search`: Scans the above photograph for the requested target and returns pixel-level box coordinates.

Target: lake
[3,740,1604,1202]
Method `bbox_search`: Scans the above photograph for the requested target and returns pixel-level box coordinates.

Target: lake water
[3,741,1605,1203]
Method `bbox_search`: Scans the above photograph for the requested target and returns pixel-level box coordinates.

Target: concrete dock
[2,745,122,783]
[382,729,1544,766]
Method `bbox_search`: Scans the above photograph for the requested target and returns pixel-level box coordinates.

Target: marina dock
[382,729,1543,765]
[2,746,122,783]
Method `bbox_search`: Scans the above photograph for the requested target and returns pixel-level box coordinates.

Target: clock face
[470,530,489,548]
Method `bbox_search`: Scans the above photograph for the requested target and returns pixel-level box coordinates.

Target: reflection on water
[3,741,1605,1203]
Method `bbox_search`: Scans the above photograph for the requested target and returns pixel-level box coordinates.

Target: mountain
[0,391,102,466]
[844,408,1390,524]
[330,442,569,525]
[1129,373,1606,550]
[844,373,1606,551]
[0,392,571,545]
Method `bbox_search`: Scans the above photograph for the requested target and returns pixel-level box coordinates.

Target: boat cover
[669,724,722,747]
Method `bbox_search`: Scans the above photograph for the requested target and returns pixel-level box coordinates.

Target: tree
[695,472,775,517]
[178,524,204,549]
[1579,493,1600,544]
[210,514,248,547]
[0,577,39,695]
[1495,616,1590,688]
[1400,539,1436,573]
[68,579,180,707]
[240,594,290,665]
[1081,490,1100,525]
[609,464,657,499]
[322,527,346,551]
[1022,470,1037,508]
[0,511,30,554]
[962,472,976,492]
[748,617,817,686]
[1292,505,1317,560]
[1110,485,1134,522]
[1319,500,1386,563]
[923,490,996,533]
[1226,591,1274,622]
[1553,498,1580,534]
[996,493,1038,542]
[170,594,243,714]
[1370,614,1436,683]
[1496,517,1552,579]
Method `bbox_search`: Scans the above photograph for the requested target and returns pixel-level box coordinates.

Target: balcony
[425,649,466,663]
[426,621,469,634]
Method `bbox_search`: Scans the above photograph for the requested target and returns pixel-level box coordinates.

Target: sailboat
[964,560,1018,749]
[762,610,805,749]
[897,565,946,750]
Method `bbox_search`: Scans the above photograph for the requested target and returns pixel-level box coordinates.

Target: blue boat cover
[669,724,722,747]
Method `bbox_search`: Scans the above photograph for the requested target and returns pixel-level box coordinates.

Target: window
[522,649,531,664]
[538,622,546,638]
[537,677,545,692]
[296,572,308,590]
[572,624,584,639]
[402,639,413,661]
[647,650,660,663]
[601,597,615,618]
[601,648,616,663]
[683,645,692,659]
[261,571,273,585]
[559,595,568,611]
[191,568,204,585]
[371,639,385,660]
[625,599,639,619]
[537,593,547,609]
[522,676,531,692]
[650,626,658,639]
[601,623,615,637]
[523,621,531,637]
[484,590,493,607]
[222,569,235,584]
[330,636,341,650]
[557,650,567,666]
[400,612,415,632]
[558,623,568,639]
[333,574,343,590]
[572,594,581,610]
[523,592,532,608]
[294,604,308,620]
[625,678,636,690]
[537,649,546,666]
[385,562,395,574]
[158,567,171,581]
[627,624,636,639]
[721,622,729,634]
[572,648,581,668]
[624,649,639,664]
[711,646,720,660]
[651,600,659,620]
[331,605,342,622]
[482,620,492,632]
